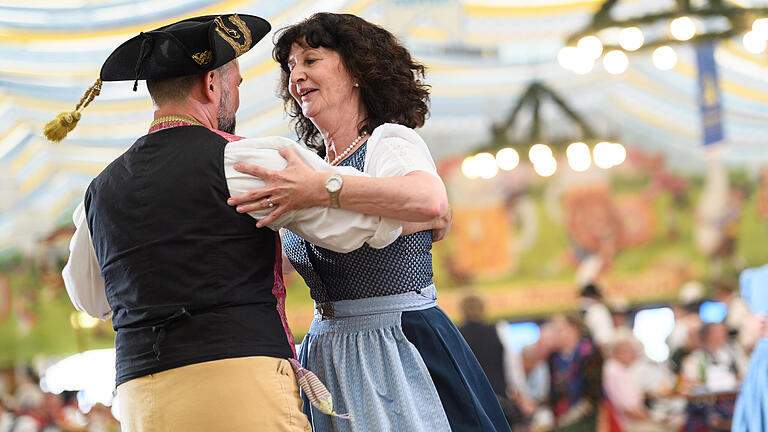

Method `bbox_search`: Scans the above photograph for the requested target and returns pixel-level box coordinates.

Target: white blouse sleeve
[224,137,402,253]
[365,124,441,180]
[62,202,113,320]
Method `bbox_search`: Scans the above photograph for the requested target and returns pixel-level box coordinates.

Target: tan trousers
[117,356,312,432]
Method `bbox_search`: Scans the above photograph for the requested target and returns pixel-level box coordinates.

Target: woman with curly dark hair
[229,12,508,432]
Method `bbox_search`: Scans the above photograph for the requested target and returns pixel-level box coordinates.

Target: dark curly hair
[273,13,430,155]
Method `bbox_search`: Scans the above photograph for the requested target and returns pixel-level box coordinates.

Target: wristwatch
[325,174,343,208]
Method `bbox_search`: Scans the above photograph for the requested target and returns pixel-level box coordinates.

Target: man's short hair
[146,74,200,106]
[146,61,235,106]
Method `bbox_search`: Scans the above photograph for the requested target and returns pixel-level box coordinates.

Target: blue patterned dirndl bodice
[282,143,434,303]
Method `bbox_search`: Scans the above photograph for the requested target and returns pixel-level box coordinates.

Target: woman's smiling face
[287,42,358,120]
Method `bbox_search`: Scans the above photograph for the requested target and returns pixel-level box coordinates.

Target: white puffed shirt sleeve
[364,124,442,180]
[224,136,402,253]
[62,202,113,320]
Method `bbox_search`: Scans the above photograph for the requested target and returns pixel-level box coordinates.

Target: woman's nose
[290,67,305,84]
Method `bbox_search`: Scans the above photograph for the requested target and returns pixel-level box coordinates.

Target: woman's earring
[353,82,359,87]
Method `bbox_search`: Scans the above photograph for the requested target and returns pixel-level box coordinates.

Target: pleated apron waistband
[313,284,437,320]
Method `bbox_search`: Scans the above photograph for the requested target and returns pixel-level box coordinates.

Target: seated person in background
[604,329,681,432]
[616,322,676,400]
[547,314,603,431]
[681,322,746,432]
[682,322,748,389]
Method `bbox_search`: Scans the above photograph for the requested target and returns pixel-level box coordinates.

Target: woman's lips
[300,88,317,100]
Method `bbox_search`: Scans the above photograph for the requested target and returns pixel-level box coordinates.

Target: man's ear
[202,70,217,103]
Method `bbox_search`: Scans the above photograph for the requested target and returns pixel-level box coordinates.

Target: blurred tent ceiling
[0,0,767,252]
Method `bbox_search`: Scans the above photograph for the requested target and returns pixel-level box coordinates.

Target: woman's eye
[305,58,317,65]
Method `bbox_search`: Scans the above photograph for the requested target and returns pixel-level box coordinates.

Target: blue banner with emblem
[695,41,724,146]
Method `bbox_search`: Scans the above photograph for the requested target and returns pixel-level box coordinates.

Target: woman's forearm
[311,171,448,222]
[341,172,447,221]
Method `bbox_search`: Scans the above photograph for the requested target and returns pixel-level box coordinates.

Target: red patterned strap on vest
[272,237,297,357]
[209,128,245,142]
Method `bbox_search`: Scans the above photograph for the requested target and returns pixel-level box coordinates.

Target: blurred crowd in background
[0,276,756,432]
[0,371,117,432]
[458,279,757,432]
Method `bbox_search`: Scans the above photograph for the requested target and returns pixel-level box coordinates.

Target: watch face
[326,177,342,193]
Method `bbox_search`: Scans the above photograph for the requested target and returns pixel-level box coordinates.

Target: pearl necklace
[326,131,368,165]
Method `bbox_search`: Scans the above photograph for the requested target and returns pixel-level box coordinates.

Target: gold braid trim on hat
[192,50,212,66]
[214,14,252,57]
[43,78,102,143]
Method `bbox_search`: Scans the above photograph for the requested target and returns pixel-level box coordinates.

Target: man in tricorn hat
[58,14,407,431]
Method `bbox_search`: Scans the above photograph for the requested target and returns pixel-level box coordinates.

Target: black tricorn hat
[43,13,270,143]
[101,14,271,83]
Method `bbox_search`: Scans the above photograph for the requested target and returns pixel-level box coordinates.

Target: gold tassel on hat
[43,78,102,142]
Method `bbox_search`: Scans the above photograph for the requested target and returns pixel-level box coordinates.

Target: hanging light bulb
[743,31,767,54]
[474,152,499,179]
[566,142,591,172]
[603,50,629,74]
[619,27,644,51]
[496,148,520,171]
[652,46,677,70]
[533,157,557,177]
[558,46,580,71]
[577,35,603,60]
[593,141,615,169]
[461,156,479,179]
[670,16,696,41]
[528,144,553,165]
